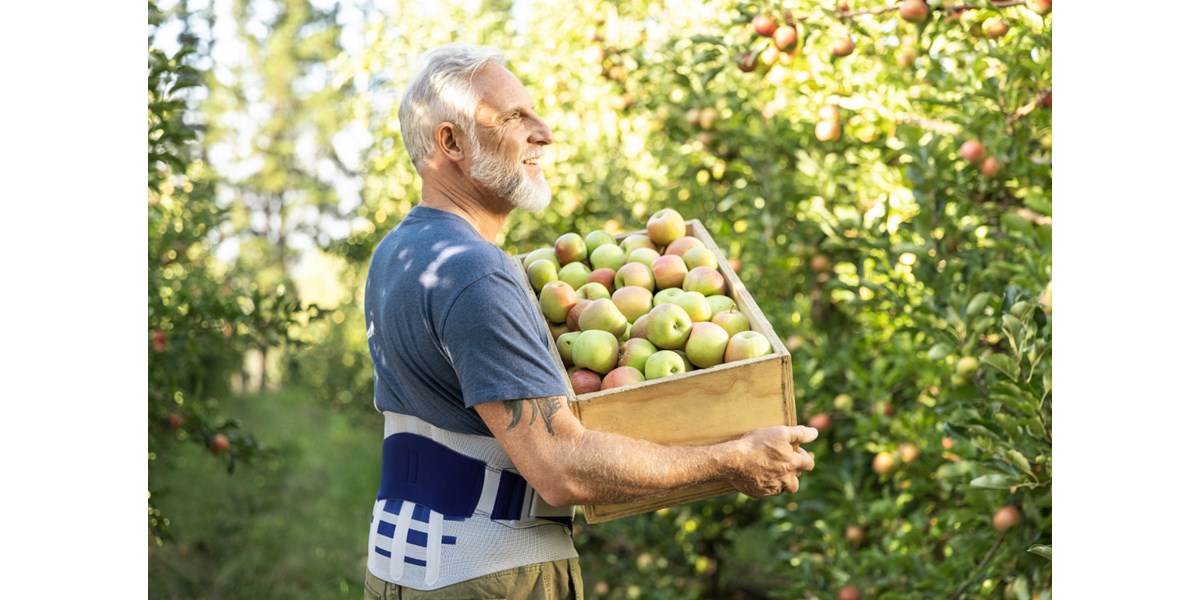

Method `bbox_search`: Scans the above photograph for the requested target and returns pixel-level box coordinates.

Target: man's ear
[435,122,466,163]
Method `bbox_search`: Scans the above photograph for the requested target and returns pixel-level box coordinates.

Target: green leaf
[982,353,1020,382]
[966,292,992,317]
[1027,545,1052,561]
[928,342,954,360]
[1007,449,1034,478]
[970,473,1022,489]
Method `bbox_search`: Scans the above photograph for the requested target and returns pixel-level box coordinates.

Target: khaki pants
[364,558,584,600]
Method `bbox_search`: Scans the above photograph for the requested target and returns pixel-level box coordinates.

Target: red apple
[899,0,929,23]
[807,413,832,432]
[587,267,617,293]
[646,208,687,246]
[629,314,650,339]
[684,322,730,368]
[167,412,184,429]
[985,18,1009,39]
[993,505,1021,531]
[981,156,1002,178]
[1029,0,1051,15]
[570,368,603,394]
[815,120,841,141]
[617,337,658,372]
[554,232,588,265]
[566,298,595,331]
[837,586,861,600]
[682,266,726,296]
[872,451,895,475]
[831,38,855,57]
[614,262,656,292]
[152,329,167,352]
[539,280,578,324]
[651,254,689,290]
[959,139,986,164]
[665,236,705,257]
[773,25,798,52]
[601,366,646,390]
[211,433,231,455]
[898,442,920,463]
[751,13,777,37]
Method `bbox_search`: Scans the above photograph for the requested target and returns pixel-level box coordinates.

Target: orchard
[148,0,1051,597]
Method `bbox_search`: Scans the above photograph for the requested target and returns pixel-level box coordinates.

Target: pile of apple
[522,208,775,395]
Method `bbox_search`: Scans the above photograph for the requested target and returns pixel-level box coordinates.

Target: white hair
[398,43,506,172]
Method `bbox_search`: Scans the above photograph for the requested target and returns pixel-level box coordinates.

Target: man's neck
[418,168,512,244]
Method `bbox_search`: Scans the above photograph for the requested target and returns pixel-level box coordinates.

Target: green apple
[539,280,578,324]
[557,261,592,290]
[614,262,655,292]
[548,321,570,341]
[651,254,688,290]
[526,259,558,293]
[556,331,581,366]
[646,208,687,246]
[584,230,616,256]
[629,314,650,339]
[577,298,628,337]
[577,282,612,301]
[684,322,730,368]
[572,330,621,375]
[620,234,657,256]
[682,246,719,270]
[611,285,653,323]
[617,337,658,372]
[601,365,646,390]
[590,243,626,272]
[555,232,589,265]
[664,236,705,257]
[682,266,726,296]
[674,290,713,323]
[705,294,736,314]
[644,349,687,380]
[711,308,750,336]
[672,349,696,372]
[645,302,693,350]
[522,247,560,270]
[653,287,687,307]
[626,247,661,269]
[724,330,773,363]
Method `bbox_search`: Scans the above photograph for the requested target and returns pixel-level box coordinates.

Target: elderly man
[362,43,817,599]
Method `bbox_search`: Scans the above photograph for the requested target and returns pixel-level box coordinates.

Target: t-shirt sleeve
[440,271,569,408]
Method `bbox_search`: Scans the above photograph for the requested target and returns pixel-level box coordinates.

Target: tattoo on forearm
[503,397,562,436]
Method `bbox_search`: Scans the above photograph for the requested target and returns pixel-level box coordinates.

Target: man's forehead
[473,64,532,116]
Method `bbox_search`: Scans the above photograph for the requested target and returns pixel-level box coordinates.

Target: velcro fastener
[490,469,528,521]
[377,433,486,518]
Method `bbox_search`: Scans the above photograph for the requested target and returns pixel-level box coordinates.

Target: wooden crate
[513,220,795,524]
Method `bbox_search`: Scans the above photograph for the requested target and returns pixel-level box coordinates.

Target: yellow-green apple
[653,287,687,307]
[556,331,581,366]
[601,365,646,390]
[572,330,621,375]
[645,302,693,350]
[614,262,655,292]
[539,280,578,324]
[612,285,653,323]
[685,321,730,368]
[683,266,726,296]
[665,236,705,257]
[577,282,612,301]
[586,267,617,293]
[705,294,736,314]
[671,350,696,372]
[646,208,687,246]
[724,330,773,363]
[569,368,602,394]
[566,298,594,331]
[872,451,895,475]
[674,290,713,322]
[578,298,629,337]
[620,322,631,342]
[617,337,657,372]
[522,247,560,270]
[644,349,688,380]
[619,234,657,256]
[711,308,751,336]
[651,254,688,289]
[555,232,589,265]
[526,259,558,293]
[557,261,592,290]
[590,243,626,272]
[548,321,570,340]
[584,230,616,255]
[626,247,661,269]
[682,246,719,270]
[629,314,650,339]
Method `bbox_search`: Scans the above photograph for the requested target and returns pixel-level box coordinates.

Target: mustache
[521,149,545,161]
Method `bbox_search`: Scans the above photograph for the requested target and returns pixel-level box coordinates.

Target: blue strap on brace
[377,432,533,521]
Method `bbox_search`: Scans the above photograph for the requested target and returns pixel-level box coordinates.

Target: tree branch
[950,531,1008,599]
[1007,88,1052,126]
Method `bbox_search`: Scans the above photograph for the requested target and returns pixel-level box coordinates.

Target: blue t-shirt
[363,206,568,436]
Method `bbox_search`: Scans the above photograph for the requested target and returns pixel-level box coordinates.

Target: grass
[149,388,382,599]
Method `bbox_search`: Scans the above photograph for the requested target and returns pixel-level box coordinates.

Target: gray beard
[470,139,551,212]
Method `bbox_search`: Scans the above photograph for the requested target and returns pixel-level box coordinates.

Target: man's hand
[723,425,818,498]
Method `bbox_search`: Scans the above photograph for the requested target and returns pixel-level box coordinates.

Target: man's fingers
[787,425,820,445]
[791,448,815,473]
